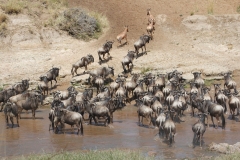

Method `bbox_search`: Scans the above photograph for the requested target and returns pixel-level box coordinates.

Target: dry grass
[0,13,8,36]
[207,0,214,14]
[1,0,25,14]
[237,5,240,13]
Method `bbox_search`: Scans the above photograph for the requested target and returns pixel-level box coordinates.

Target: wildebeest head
[108,66,114,76]
[22,79,30,88]
[86,54,94,63]
[140,35,151,44]
[191,71,202,79]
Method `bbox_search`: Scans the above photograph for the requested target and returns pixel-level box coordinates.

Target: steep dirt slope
[0,0,240,86]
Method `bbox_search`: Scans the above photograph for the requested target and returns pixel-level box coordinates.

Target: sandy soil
[0,0,240,87]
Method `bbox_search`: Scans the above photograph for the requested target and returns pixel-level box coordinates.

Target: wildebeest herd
[1,9,240,148]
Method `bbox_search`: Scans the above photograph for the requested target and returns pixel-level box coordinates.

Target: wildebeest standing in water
[4,102,20,128]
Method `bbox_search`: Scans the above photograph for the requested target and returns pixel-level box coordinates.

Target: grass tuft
[141,67,151,74]
[0,13,8,36]
[237,5,240,13]
[207,0,214,14]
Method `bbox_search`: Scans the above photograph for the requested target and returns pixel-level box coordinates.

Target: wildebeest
[12,79,30,94]
[213,84,228,113]
[134,34,151,58]
[96,87,111,99]
[40,67,61,89]
[71,54,94,76]
[192,113,207,148]
[53,86,76,100]
[192,71,205,89]
[38,76,49,96]
[198,99,225,129]
[82,99,111,126]
[225,91,240,120]
[163,110,176,146]
[125,73,140,99]
[98,41,114,62]
[122,51,135,73]
[156,109,166,137]
[136,99,153,127]
[15,94,39,119]
[116,26,129,47]
[4,102,20,128]
[222,71,237,93]
[155,74,166,91]
[54,107,84,135]
[0,88,17,112]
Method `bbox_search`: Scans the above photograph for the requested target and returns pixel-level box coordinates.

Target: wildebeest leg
[138,114,141,126]
[50,81,53,89]
[200,134,202,147]
[16,116,19,127]
[192,106,194,117]
[144,45,147,55]
[32,109,35,119]
[211,116,215,128]
[110,112,113,123]
[0,103,3,112]
[98,52,102,61]
[5,115,9,129]
[10,117,14,128]
[74,67,78,76]
[103,53,106,59]
[216,116,220,129]
[61,123,65,134]
[93,116,98,125]
[230,109,234,119]
[54,79,57,88]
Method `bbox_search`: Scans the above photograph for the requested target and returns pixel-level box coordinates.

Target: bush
[1,0,25,14]
[56,8,104,41]
[0,13,8,36]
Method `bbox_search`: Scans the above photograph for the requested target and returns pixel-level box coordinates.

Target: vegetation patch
[0,13,8,36]
[55,8,107,41]
[237,5,240,13]
[1,0,25,14]
[207,0,214,14]
[15,149,154,160]
[141,67,152,74]
[204,79,215,87]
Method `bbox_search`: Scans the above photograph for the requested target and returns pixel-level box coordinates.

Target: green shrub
[1,0,25,14]
[55,8,107,41]
[141,67,151,74]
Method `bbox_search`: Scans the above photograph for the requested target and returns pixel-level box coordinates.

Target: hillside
[0,0,240,86]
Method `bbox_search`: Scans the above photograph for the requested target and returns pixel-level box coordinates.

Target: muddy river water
[1,103,240,159]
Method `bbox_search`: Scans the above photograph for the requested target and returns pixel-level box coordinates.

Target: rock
[71,74,89,85]
[43,96,54,105]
